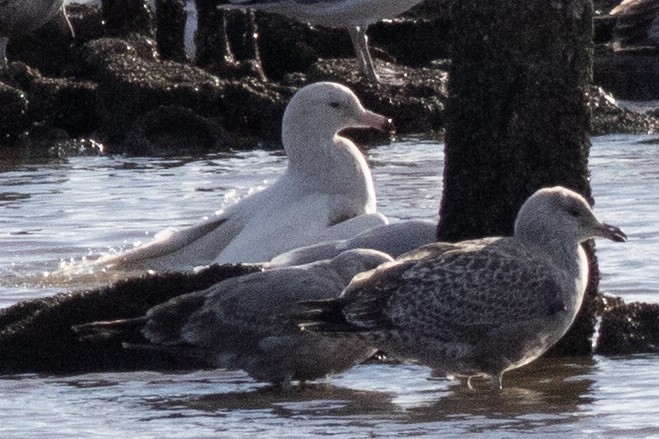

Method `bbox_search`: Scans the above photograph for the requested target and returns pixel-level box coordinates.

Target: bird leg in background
[348,25,406,85]
[348,26,378,82]
[0,37,8,68]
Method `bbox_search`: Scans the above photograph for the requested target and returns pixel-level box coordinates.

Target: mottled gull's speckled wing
[341,239,568,342]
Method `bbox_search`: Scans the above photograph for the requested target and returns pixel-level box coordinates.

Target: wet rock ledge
[0,0,656,154]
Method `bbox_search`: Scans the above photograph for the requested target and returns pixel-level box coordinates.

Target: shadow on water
[135,357,595,435]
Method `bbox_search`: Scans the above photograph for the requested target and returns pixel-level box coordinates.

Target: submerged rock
[596,300,659,355]
[125,105,226,154]
[590,85,659,134]
[0,80,29,143]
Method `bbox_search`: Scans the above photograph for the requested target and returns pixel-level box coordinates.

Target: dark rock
[253,12,333,81]
[6,10,76,77]
[0,0,654,152]
[609,0,659,47]
[596,300,659,355]
[65,2,105,44]
[594,46,659,100]
[9,63,99,137]
[405,0,454,19]
[101,0,155,38]
[0,80,30,143]
[0,264,260,374]
[368,17,451,67]
[155,0,187,62]
[195,3,241,69]
[79,36,223,143]
[590,85,659,133]
[125,105,227,154]
[218,79,291,141]
[592,0,659,100]
[15,128,104,158]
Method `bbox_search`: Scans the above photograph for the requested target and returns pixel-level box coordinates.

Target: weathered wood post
[438,0,598,355]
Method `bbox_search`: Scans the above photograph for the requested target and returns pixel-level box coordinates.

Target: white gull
[223,0,425,82]
[98,82,393,272]
[0,0,73,68]
[300,186,627,389]
[78,249,393,388]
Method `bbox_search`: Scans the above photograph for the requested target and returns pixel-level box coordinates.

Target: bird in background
[222,0,426,82]
[300,186,627,389]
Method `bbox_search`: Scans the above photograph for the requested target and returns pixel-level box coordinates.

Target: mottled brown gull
[223,0,425,82]
[300,187,627,389]
[96,82,393,272]
[77,249,392,388]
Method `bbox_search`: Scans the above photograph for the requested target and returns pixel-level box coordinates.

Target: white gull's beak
[357,110,395,134]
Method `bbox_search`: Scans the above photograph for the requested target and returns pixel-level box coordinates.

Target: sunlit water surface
[0,135,657,438]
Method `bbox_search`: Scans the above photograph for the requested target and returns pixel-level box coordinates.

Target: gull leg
[490,372,503,390]
[0,37,8,68]
[60,5,76,39]
[221,10,237,65]
[348,26,379,82]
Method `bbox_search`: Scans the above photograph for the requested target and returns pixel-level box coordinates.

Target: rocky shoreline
[0,0,657,154]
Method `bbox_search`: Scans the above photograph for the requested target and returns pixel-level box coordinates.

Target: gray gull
[78,249,393,388]
[299,187,627,389]
[223,0,425,82]
[97,82,392,271]
[268,219,436,267]
[0,0,73,68]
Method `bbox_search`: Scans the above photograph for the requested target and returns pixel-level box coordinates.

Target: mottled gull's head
[514,186,627,245]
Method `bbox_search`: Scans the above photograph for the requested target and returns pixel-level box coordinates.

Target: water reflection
[118,357,597,436]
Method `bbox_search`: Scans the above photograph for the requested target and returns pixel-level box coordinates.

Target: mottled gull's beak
[358,110,395,134]
[598,223,627,242]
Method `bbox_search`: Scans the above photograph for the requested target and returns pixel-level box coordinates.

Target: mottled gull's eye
[329,102,340,109]
[565,203,581,217]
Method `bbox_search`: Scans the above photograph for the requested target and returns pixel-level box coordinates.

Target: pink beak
[357,110,395,134]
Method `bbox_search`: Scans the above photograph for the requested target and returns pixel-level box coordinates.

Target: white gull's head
[282,82,393,147]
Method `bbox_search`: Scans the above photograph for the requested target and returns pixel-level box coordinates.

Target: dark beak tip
[383,118,395,135]
[604,224,627,243]
[613,233,628,243]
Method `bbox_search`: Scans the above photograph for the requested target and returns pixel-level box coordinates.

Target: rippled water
[0,135,657,438]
